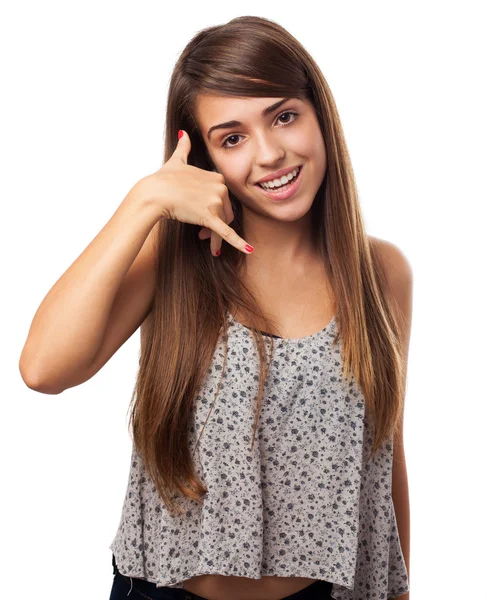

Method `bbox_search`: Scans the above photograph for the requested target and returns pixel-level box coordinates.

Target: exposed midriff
[182,574,321,600]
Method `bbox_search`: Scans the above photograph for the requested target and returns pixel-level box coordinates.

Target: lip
[255,164,302,184]
[254,164,304,202]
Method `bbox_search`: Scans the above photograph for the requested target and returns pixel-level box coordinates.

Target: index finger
[203,213,254,255]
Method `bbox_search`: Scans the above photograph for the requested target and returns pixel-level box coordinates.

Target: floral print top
[109,313,409,599]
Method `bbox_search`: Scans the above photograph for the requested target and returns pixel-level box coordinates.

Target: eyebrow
[206,98,291,141]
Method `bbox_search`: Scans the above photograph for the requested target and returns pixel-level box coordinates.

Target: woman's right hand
[137,130,254,257]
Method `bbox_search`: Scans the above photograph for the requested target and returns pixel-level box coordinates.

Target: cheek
[281,131,313,163]
[316,138,327,171]
[304,128,326,169]
[222,156,252,182]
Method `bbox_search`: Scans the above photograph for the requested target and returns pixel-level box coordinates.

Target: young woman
[19,15,411,600]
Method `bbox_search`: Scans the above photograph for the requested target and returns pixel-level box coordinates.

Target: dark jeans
[110,554,333,600]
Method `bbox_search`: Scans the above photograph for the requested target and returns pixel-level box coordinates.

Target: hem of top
[386,584,410,598]
[155,569,353,591]
[110,547,408,598]
[108,550,355,591]
[329,583,410,600]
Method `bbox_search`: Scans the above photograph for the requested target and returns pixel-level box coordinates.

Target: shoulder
[368,235,413,314]
[368,234,413,366]
[368,235,413,283]
[368,237,413,452]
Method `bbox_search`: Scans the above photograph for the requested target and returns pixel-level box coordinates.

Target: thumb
[173,129,191,164]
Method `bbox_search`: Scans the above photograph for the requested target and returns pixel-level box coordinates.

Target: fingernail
[215,250,220,256]
[178,130,184,140]
[245,244,254,253]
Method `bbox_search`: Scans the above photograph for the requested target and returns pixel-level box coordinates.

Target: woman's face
[193,94,327,222]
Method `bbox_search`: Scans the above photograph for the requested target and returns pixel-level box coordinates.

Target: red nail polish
[215,249,220,256]
[245,244,254,253]
[178,130,184,140]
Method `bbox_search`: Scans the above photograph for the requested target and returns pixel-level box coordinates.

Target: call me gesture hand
[140,130,254,257]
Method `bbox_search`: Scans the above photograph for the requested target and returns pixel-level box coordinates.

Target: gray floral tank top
[109,313,410,599]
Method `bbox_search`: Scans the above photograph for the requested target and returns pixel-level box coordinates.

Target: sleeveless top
[109,312,410,600]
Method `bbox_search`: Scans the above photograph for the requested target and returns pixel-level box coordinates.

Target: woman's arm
[378,238,413,599]
[19,185,162,393]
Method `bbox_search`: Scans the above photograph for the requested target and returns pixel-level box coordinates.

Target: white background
[2,1,486,598]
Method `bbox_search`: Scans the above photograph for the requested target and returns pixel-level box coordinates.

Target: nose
[253,132,285,166]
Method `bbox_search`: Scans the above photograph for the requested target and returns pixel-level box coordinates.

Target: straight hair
[127,16,406,517]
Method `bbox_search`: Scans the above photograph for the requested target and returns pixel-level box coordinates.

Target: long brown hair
[127,16,406,517]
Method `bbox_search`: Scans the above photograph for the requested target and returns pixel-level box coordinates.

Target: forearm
[19,185,161,392]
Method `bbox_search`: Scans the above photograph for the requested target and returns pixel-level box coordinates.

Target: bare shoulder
[368,235,413,361]
[368,235,413,295]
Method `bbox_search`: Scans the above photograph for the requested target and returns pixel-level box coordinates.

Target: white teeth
[258,166,300,190]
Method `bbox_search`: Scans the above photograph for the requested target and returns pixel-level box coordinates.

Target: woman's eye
[221,111,299,149]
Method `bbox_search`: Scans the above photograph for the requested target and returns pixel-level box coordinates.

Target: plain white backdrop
[2,1,486,598]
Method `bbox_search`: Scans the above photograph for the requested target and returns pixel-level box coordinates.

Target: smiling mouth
[252,164,304,201]
[254,165,302,190]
